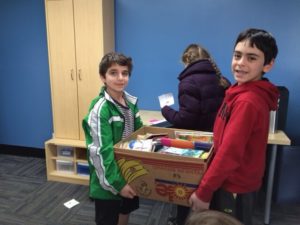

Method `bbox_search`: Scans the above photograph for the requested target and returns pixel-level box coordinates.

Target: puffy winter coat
[161,59,229,131]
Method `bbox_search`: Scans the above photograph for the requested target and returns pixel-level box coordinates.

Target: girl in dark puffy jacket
[163,44,231,225]
[161,44,230,131]
[162,44,230,131]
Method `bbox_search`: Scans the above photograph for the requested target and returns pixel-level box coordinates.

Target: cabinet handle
[78,69,82,80]
[70,69,74,80]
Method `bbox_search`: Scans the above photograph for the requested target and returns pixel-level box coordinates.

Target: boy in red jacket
[189,28,280,225]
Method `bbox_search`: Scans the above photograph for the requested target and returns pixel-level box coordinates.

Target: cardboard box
[114,126,213,206]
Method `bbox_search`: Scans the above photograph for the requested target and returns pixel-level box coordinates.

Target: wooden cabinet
[45,0,114,140]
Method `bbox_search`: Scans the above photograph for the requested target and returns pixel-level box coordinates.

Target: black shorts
[94,196,139,225]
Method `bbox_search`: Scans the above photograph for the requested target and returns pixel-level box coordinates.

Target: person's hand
[119,184,137,199]
[188,192,209,211]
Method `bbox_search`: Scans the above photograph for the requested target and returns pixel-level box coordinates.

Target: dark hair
[182,44,230,89]
[99,52,133,77]
[234,28,278,65]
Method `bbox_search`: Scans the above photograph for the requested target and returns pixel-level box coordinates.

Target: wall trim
[0,144,45,158]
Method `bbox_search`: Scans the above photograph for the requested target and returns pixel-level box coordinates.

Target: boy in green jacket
[82,52,143,225]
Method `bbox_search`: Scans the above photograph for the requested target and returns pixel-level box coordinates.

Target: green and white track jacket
[82,87,143,200]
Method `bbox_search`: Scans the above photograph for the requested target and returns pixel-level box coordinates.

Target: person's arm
[87,107,127,195]
[161,82,204,128]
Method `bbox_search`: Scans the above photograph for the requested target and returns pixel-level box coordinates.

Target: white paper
[149,118,167,125]
[158,93,174,108]
[64,199,79,209]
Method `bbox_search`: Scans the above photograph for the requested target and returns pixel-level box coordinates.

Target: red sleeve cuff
[195,185,214,202]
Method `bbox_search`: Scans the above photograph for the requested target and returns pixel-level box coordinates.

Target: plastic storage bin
[56,159,74,173]
[57,146,74,158]
[77,162,89,176]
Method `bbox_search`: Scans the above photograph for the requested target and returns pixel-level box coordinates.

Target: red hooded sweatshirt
[195,79,280,202]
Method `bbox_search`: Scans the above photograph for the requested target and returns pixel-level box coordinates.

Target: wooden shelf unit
[45,138,88,185]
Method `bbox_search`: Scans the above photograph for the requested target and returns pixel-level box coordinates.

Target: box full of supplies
[114,126,213,206]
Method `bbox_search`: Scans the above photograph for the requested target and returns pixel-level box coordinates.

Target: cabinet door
[45,0,80,139]
[74,0,114,140]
